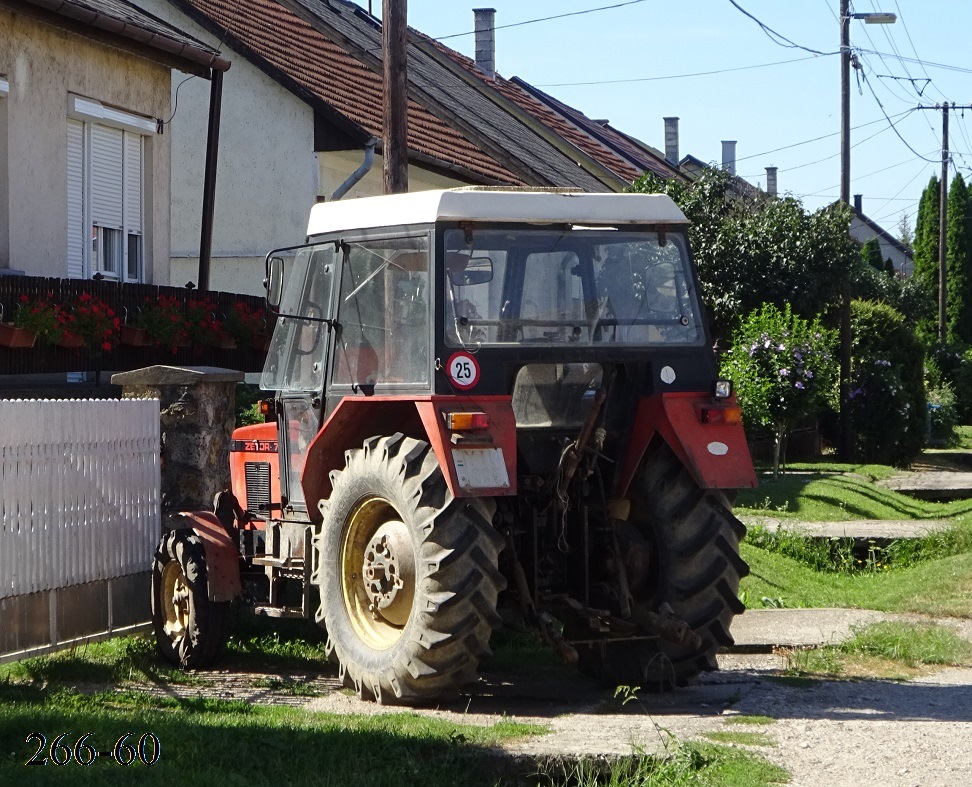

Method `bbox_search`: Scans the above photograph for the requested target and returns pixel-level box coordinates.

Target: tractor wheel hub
[362,520,415,626]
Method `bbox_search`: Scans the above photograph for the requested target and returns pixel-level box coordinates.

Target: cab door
[261,242,340,517]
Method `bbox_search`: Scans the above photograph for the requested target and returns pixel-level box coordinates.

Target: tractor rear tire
[313,433,505,705]
[579,441,748,688]
[151,529,230,669]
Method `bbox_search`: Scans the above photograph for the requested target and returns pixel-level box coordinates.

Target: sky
[360,0,972,239]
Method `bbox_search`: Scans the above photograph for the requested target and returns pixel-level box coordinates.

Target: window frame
[67,95,152,282]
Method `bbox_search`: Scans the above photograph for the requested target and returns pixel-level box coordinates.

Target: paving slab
[881,470,972,500]
[738,516,951,539]
[729,607,890,651]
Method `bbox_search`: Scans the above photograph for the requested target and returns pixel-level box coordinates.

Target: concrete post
[111,365,244,525]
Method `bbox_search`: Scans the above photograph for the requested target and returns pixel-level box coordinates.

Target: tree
[849,300,926,465]
[913,175,940,293]
[898,212,914,251]
[721,304,837,478]
[861,237,884,271]
[946,173,972,345]
[630,168,858,340]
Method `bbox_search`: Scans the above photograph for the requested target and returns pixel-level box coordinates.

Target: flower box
[120,325,152,347]
[57,332,85,349]
[0,323,37,349]
[206,331,238,350]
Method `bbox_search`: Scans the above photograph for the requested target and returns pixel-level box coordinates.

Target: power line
[725,0,833,56]
[861,71,939,162]
[741,114,908,180]
[869,161,932,220]
[858,49,972,75]
[733,110,912,164]
[433,0,648,42]
[534,54,831,87]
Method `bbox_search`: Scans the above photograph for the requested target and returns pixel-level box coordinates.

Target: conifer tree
[914,175,940,292]
[947,173,972,344]
[861,237,884,271]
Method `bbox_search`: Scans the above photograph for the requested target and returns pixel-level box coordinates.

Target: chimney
[473,8,496,79]
[721,140,737,176]
[854,194,863,212]
[765,166,778,197]
[664,117,679,165]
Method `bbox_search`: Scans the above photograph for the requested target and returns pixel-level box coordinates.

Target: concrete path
[738,516,951,539]
[729,607,972,651]
[882,470,972,501]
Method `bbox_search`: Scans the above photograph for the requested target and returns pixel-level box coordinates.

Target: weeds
[771,622,972,679]
[532,741,787,786]
[744,524,972,575]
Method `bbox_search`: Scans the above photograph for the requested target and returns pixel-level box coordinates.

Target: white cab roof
[306,188,689,237]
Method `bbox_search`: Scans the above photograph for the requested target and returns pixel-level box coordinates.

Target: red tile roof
[416,32,682,185]
[179,0,522,184]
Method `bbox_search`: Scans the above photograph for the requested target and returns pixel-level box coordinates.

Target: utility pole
[939,103,949,341]
[382,0,408,194]
[838,0,852,461]
[838,4,896,461]
[917,103,972,340]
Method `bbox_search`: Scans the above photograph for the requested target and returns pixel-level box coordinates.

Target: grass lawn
[741,541,972,616]
[0,685,542,787]
[736,470,972,522]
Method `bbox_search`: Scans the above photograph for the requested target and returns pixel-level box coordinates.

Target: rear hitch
[645,603,702,650]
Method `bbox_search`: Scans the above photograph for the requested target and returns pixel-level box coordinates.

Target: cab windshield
[444,227,703,347]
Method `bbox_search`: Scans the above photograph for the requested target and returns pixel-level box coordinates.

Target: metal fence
[0,398,160,662]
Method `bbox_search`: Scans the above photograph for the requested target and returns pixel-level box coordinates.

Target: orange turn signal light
[259,400,274,416]
[700,406,742,425]
[443,411,489,431]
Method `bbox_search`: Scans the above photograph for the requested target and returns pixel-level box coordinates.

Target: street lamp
[838,2,896,461]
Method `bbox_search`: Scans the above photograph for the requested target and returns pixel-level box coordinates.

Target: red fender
[177,511,241,602]
[617,393,757,497]
[301,396,517,514]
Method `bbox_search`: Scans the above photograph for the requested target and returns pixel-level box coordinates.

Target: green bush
[927,382,958,445]
[849,300,926,465]
[721,303,837,476]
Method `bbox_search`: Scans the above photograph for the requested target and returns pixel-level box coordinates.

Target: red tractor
[151,188,756,704]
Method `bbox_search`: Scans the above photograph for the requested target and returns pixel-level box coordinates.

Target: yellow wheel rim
[161,559,190,644]
[341,497,416,650]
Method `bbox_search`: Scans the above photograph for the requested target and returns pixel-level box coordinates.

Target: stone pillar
[111,365,244,525]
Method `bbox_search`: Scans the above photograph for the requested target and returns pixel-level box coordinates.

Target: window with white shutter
[66,95,153,282]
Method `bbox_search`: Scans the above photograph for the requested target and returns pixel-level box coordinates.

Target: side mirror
[448,255,493,287]
[265,256,284,309]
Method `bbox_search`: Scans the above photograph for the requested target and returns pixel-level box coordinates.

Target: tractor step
[253,605,307,619]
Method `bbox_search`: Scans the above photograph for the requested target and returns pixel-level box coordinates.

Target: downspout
[197,69,223,291]
[330,138,378,201]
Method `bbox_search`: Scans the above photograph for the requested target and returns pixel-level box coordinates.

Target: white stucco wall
[139,0,317,296]
[318,149,469,202]
[0,9,171,282]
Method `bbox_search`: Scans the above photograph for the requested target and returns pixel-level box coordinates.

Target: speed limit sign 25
[446,351,480,390]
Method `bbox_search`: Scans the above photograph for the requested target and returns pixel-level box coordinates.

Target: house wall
[850,217,914,277]
[0,10,170,282]
[318,149,469,202]
[140,0,316,296]
[140,0,472,297]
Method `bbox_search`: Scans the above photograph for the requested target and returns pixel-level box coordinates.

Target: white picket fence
[0,398,160,660]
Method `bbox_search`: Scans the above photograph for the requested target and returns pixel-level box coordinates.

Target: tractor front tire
[151,529,230,669]
[314,433,504,705]
[580,441,748,688]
